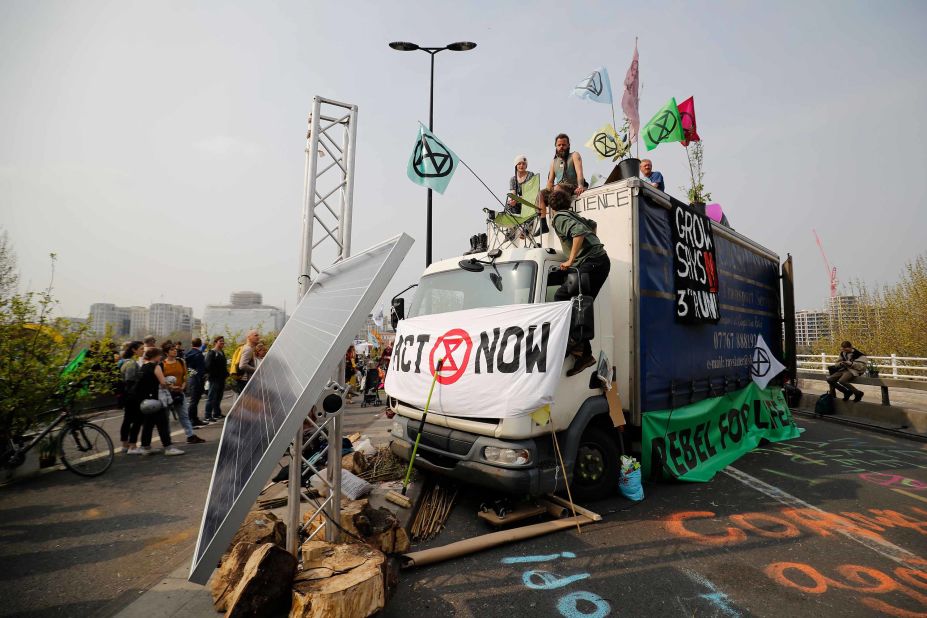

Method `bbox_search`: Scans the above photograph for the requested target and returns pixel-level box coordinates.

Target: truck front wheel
[571,426,619,501]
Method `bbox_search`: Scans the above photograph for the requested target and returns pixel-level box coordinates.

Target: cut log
[291,543,386,618]
[341,451,368,474]
[224,511,286,564]
[210,542,258,612]
[226,543,297,618]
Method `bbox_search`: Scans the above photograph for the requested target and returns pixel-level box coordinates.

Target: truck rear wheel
[571,426,618,501]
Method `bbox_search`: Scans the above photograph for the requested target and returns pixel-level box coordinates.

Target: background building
[828,295,863,331]
[88,302,195,339]
[202,291,285,338]
[795,309,830,348]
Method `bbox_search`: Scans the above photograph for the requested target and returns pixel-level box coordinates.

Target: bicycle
[1,402,115,478]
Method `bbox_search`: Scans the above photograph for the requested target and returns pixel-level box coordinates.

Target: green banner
[641,97,684,151]
[642,383,801,482]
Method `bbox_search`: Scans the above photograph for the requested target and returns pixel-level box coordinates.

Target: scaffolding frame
[288,96,359,555]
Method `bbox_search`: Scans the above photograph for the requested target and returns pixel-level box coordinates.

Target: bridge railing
[797,354,927,382]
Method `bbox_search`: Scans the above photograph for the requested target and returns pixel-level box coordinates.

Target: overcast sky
[2,0,925,322]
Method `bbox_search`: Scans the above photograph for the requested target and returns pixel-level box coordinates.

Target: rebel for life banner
[384,302,572,419]
[642,383,801,482]
[671,202,720,323]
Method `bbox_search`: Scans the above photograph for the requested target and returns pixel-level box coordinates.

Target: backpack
[815,393,834,416]
[228,346,244,379]
[783,383,803,408]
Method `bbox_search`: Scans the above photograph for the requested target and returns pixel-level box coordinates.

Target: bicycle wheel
[58,421,114,477]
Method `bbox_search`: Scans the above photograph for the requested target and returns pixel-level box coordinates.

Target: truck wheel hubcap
[577,445,604,481]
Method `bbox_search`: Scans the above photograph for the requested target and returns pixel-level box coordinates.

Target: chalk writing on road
[666,507,927,550]
[754,437,926,474]
[502,552,611,617]
[766,561,927,618]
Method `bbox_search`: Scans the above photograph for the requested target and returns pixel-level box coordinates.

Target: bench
[797,370,927,406]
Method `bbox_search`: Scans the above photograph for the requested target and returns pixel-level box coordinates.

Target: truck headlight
[391,420,404,438]
[483,446,530,465]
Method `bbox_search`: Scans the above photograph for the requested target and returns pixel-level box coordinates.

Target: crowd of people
[115,329,272,457]
[344,344,391,405]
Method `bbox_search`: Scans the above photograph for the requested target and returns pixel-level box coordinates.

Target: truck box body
[388,178,794,495]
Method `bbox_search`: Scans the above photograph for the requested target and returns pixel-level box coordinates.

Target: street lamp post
[389,40,477,267]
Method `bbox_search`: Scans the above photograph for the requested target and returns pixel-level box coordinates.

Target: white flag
[751,334,785,390]
[373,306,384,329]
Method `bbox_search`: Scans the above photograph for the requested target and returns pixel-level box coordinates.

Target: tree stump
[341,451,367,474]
[210,542,257,612]
[291,542,386,618]
[224,511,286,564]
[226,544,297,618]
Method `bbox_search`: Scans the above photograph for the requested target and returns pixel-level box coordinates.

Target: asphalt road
[386,416,927,618]
[2,403,925,617]
[0,401,230,618]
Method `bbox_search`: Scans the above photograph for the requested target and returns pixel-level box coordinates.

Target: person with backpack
[161,342,204,444]
[204,335,228,422]
[827,341,868,402]
[118,341,143,454]
[542,182,611,377]
[231,330,259,394]
[128,347,184,456]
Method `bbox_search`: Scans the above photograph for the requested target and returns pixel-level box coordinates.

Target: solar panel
[189,233,413,583]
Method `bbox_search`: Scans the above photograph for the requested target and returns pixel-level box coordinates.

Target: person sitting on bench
[827,341,868,402]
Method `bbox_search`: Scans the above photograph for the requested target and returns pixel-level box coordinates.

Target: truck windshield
[407,261,537,318]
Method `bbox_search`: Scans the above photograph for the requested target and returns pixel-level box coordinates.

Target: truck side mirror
[391,298,405,329]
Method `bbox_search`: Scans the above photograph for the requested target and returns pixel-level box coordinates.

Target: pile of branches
[357,446,408,483]
[410,482,457,542]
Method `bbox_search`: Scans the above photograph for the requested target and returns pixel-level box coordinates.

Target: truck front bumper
[389,416,561,496]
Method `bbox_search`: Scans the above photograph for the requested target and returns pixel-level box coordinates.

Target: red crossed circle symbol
[428,329,473,385]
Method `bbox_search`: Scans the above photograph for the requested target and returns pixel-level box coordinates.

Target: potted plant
[612,117,639,180]
[684,141,711,211]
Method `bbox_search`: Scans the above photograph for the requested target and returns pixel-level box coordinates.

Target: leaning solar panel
[189,233,413,583]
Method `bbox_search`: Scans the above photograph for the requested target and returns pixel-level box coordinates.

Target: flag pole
[458,157,507,209]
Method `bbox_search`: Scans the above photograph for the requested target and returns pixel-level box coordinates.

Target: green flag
[406,124,459,195]
[642,383,802,482]
[641,97,685,151]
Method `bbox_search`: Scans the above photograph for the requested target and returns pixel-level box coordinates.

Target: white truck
[387,178,795,498]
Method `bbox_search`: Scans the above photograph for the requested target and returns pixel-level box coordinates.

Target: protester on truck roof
[546,134,586,195]
[542,183,611,377]
[826,341,868,402]
[640,159,665,192]
[506,155,536,214]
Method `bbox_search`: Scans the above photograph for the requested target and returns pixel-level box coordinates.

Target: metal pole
[425,51,436,267]
[340,105,358,257]
[288,97,324,558]
[325,406,343,542]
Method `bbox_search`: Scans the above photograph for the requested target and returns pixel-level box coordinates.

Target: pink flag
[678,96,700,146]
[621,41,640,143]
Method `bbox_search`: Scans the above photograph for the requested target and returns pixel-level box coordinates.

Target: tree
[0,236,117,439]
[810,253,927,358]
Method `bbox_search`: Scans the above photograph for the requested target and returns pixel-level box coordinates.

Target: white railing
[797,354,927,382]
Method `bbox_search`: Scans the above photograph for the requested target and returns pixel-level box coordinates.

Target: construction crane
[812,229,838,298]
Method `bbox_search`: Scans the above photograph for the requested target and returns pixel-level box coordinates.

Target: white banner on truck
[384,302,572,419]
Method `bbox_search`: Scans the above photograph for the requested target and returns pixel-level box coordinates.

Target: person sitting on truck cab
[507,155,536,214]
[546,134,586,195]
[543,183,611,376]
